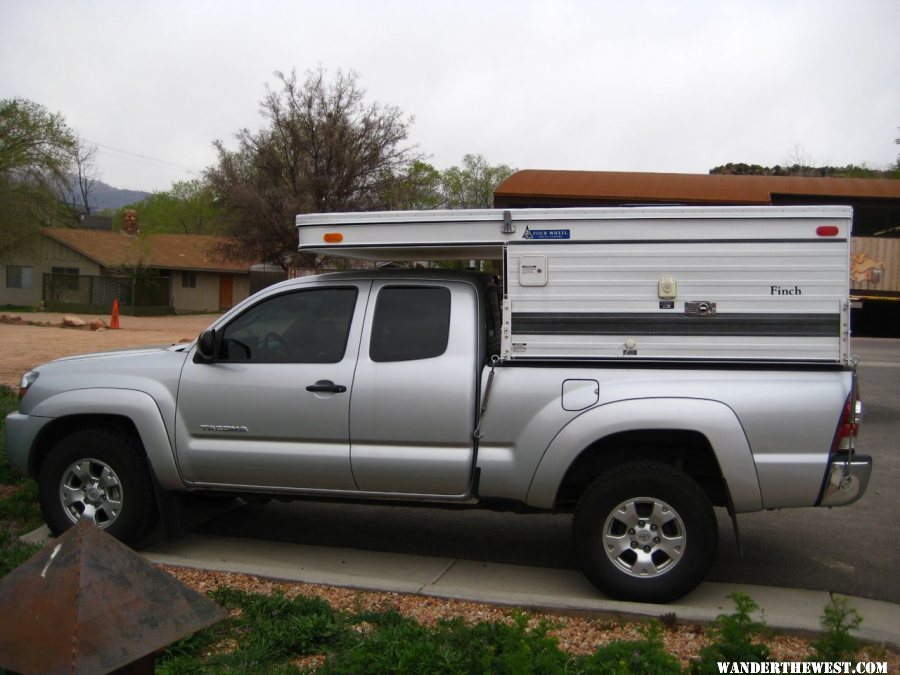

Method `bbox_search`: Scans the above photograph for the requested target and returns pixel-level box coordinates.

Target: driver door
[175,282,369,491]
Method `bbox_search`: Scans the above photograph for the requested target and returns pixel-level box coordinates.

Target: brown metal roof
[494,170,900,205]
[44,228,254,273]
[0,520,225,674]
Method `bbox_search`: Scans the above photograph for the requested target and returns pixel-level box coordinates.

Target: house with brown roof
[1,226,255,314]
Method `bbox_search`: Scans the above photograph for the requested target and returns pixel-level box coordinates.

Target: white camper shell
[297,206,853,364]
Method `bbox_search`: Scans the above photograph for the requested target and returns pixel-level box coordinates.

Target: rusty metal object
[0,520,225,674]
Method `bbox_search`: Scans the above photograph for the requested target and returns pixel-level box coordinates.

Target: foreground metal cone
[0,520,226,674]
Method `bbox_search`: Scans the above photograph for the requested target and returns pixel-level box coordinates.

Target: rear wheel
[573,461,717,603]
[38,427,158,546]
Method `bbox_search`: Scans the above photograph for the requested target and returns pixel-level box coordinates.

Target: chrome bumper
[818,452,872,507]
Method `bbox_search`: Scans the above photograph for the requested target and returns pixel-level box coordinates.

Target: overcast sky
[2,0,898,193]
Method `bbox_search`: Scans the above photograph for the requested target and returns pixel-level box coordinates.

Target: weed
[321,608,573,674]
[158,588,351,673]
[691,592,770,674]
[0,385,43,576]
[658,612,679,631]
[0,385,22,485]
[0,525,41,577]
[580,621,682,674]
[0,480,42,533]
[813,595,862,661]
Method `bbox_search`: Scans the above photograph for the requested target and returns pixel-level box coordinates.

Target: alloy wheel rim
[602,496,686,578]
[58,458,124,528]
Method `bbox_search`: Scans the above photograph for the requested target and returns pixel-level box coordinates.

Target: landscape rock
[62,315,87,328]
[89,319,107,331]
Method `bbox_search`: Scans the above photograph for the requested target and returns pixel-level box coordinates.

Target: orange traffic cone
[110,299,121,329]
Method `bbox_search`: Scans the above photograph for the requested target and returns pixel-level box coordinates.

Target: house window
[51,266,80,291]
[6,265,34,289]
[182,271,197,288]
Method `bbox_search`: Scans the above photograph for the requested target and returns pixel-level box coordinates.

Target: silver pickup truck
[4,207,873,603]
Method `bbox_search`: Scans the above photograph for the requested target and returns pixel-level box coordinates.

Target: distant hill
[61,178,151,212]
[89,181,151,211]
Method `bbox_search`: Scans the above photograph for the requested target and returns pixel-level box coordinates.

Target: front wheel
[38,427,158,546]
[573,462,718,603]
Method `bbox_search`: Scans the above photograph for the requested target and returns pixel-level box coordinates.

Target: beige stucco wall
[1,237,101,308]
[171,270,250,313]
[3,234,252,313]
[233,274,250,307]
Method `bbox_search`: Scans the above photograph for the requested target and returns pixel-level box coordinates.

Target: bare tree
[785,143,815,177]
[56,134,99,224]
[207,68,418,269]
[71,134,98,217]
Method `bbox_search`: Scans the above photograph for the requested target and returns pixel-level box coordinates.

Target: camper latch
[685,301,717,316]
[502,210,515,234]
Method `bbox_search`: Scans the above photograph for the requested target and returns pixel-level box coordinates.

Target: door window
[220,287,357,363]
[370,286,451,362]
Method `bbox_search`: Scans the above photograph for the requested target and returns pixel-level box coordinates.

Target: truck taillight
[832,385,861,452]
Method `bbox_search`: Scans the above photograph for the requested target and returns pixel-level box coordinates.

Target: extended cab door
[175,282,369,490]
[350,280,480,495]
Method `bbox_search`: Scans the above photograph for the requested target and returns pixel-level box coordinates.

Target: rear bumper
[818,452,872,507]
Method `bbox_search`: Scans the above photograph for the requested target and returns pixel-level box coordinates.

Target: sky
[1,0,898,194]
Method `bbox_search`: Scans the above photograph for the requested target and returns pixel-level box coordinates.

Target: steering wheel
[263,332,290,359]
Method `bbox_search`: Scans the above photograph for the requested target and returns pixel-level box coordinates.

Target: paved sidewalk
[139,532,900,648]
[23,523,898,647]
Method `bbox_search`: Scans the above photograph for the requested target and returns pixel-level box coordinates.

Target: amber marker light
[323,232,344,243]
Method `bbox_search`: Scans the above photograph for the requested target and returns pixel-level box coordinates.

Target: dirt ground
[0,312,218,387]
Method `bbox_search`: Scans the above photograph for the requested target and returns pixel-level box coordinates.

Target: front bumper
[818,452,873,507]
[3,412,52,477]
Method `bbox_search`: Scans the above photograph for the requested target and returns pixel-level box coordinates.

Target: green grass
[150,585,872,674]
[0,384,42,575]
[0,305,39,313]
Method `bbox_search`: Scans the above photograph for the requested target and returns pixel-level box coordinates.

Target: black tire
[573,461,718,603]
[38,427,158,546]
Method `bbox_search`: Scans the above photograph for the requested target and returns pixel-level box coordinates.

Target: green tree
[379,160,443,210]
[0,98,76,259]
[440,154,516,209]
[207,67,418,269]
[115,179,224,234]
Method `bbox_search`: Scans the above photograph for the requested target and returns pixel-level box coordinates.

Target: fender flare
[29,388,184,490]
[525,397,762,512]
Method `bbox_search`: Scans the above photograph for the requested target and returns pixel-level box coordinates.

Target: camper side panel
[506,239,849,362]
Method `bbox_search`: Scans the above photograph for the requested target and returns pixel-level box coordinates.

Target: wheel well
[30,415,145,475]
[555,429,729,509]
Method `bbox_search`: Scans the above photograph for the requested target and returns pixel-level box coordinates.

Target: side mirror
[194,329,218,363]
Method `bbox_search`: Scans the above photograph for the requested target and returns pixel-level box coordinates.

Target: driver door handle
[306,380,347,394]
